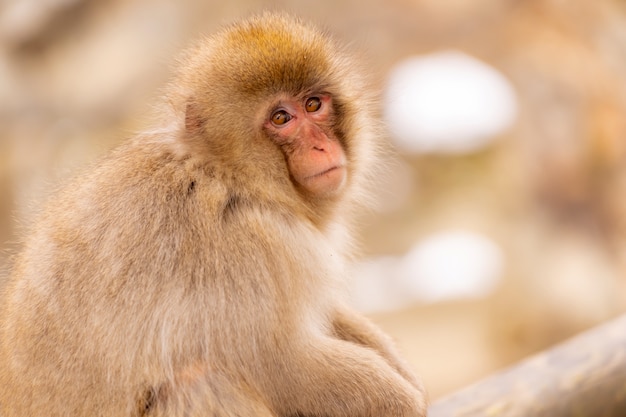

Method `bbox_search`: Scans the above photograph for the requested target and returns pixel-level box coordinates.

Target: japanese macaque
[0,13,427,417]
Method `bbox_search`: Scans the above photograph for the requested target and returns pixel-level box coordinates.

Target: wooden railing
[428,314,626,417]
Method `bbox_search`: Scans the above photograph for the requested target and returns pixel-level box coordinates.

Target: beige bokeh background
[2,0,626,400]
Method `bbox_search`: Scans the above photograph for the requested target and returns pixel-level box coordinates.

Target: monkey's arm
[277,337,426,417]
[332,307,424,391]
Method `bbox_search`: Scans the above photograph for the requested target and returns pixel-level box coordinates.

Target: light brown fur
[0,13,426,417]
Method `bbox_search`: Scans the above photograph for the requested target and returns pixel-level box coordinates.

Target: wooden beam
[428,313,626,417]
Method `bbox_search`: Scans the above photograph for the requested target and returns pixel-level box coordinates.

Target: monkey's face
[263,93,347,198]
[176,13,365,219]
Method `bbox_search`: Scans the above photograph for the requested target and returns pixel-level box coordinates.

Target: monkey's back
[0,137,343,416]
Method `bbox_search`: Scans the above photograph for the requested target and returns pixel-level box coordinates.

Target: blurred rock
[398,230,504,302]
[384,51,518,154]
[0,0,87,48]
[351,230,504,313]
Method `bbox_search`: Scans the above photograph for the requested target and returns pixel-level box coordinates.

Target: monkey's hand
[331,306,426,393]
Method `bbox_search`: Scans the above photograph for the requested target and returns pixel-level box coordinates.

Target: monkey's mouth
[307,165,343,179]
[300,165,346,196]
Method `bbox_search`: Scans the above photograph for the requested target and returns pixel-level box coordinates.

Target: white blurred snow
[384,51,518,154]
[351,230,505,313]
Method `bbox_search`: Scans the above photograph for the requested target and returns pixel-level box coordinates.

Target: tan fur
[0,13,426,417]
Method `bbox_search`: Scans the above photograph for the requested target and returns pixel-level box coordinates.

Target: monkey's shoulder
[52,138,296,241]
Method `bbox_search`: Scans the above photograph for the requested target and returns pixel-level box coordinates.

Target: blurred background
[1,0,626,401]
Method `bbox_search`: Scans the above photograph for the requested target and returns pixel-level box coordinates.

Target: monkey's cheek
[300,166,347,197]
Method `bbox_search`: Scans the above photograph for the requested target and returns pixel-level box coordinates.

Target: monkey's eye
[305,97,322,112]
[271,110,292,126]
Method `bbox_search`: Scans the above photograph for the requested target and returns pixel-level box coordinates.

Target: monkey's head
[172,13,377,224]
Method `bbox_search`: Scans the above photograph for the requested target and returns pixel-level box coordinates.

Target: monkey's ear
[185,101,204,135]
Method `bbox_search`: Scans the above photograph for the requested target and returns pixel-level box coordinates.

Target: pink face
[264,94,347,198]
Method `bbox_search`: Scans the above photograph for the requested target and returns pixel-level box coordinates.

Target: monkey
[0,12,427,417]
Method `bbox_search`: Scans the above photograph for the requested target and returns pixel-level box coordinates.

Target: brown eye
[271,110,292,126]
[305,97,322,112]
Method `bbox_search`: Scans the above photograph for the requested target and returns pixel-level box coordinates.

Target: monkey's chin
[300,166,346,198]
